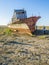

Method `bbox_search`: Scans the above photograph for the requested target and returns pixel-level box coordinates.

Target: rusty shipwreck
[8,9,41,35]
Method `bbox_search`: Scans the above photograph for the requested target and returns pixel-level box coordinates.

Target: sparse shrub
[38,35,46,39]
[4,28,12,35]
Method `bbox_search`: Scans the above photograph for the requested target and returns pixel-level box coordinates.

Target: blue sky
[0,0,49,26]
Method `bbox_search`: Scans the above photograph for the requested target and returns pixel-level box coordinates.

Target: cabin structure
[8,9,41,35]
[12,9,27,23]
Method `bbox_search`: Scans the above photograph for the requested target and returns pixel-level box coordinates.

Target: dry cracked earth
[0,34,49,65]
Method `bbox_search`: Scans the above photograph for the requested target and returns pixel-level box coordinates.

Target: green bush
[38,35,46,39]
[4,28,12,35]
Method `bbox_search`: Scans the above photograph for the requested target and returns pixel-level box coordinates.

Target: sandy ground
[0,34,49,65]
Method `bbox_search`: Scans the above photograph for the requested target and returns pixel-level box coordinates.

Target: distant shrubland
[0,26,12,35]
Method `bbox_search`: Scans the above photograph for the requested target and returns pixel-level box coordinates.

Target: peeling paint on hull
[8,23,32,35]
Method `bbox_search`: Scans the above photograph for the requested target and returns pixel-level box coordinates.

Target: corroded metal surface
[8,16,41,34]
[20,16,41,32]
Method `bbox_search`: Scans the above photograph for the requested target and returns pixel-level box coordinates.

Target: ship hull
[8,23,32,35]
[8,16,41,35]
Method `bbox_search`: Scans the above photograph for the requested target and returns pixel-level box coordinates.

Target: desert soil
[0,34,49,65]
